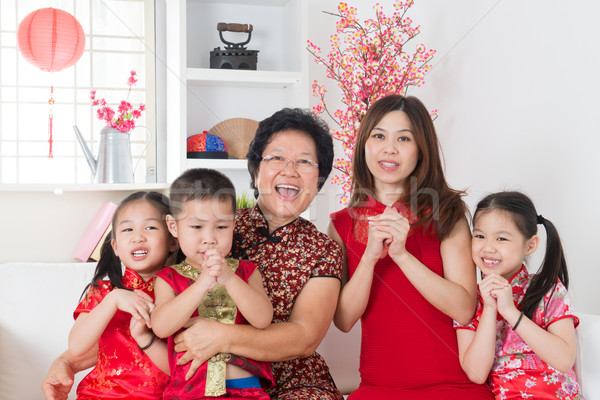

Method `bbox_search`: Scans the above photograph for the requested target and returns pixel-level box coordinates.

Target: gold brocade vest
[172,259,240,397]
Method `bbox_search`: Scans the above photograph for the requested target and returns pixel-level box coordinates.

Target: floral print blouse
[455,265,583,399]
[232,206,344,400]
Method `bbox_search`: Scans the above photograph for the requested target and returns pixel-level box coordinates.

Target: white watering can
[73,125,150,183]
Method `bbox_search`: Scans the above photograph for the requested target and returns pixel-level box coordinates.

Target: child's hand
[203,248,232,285]
[129,314,155,351]
[192,249,221,290]
[478,274,508,309]
[491,282,518,317]
[129,310,151,341]
[111,289,155,328]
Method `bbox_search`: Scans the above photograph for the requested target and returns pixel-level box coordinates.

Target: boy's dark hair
[169,168,236,217]
[474,191,569,320]
[81,191,173,299]
[246,108,334,197]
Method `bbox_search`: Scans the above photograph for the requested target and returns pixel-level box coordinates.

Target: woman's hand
[41,359,74,400]
[173,317,225,380]
[363,207,399,260]
[41,349,98,400]
[368,206,410,261]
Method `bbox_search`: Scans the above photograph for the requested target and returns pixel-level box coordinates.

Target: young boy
[151,168,274,400]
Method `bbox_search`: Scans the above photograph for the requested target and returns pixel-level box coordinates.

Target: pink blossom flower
[90,71,144,133]
[307,1,435,203]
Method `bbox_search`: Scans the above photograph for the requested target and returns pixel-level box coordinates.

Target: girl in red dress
[68,191,178,400]
[456,191,583,399]
[329,95,493,399]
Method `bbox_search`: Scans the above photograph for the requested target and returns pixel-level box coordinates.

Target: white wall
[2,0,598,315]
[0,188,166,263]
[308,0,600,314]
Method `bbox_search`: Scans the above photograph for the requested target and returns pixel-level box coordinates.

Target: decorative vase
[74,125,151,184]
[95,127,134,183]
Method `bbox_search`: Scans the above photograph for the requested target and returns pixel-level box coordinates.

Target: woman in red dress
[328,95,493,399]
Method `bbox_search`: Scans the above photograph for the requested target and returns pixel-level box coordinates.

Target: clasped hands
[364,206,411,261]
[197,248,233,290]
[479,273,517,316]
[173,248,233,380]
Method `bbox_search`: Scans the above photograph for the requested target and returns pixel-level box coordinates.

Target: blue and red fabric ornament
[187,131,228,159]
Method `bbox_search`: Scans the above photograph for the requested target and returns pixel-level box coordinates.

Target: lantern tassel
[48,85,54,158]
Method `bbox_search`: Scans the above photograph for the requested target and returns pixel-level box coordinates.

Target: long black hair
[349,95,467,240]
[473,191,569,319]
[80,191,173,299]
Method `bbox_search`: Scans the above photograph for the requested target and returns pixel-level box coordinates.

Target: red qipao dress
[156,260,274,400]
[330,197,493,400]
[455,265,584,399]
[73,268,170,400]
[231,206,344,400]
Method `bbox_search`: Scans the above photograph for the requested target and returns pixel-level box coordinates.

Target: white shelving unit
[186,68,302,88]
[0,183,169,193]
[165,0,309,193]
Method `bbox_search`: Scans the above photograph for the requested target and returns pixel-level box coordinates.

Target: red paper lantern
[17,7,85,72]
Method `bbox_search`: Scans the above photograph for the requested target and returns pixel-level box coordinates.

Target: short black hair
[169,168,236,217]
[246,108,334,196]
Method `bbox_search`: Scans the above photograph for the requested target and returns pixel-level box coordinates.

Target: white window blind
[0,0,156,184]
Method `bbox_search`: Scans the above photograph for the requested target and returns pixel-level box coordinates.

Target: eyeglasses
[261,154,318,174]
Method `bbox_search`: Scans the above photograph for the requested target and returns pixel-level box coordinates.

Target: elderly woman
[42,108,344,400]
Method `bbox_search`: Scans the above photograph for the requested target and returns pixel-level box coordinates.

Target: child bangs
[169,168,236,217]
[112,191,171,228]
[474,192,538,240]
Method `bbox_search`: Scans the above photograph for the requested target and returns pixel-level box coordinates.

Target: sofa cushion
[317,322,361,395]
[575,312,600,399]
[0,262,96,400]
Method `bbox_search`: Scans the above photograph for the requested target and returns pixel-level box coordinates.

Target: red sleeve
[236,259,258,283]
[73,280,113,320]
[539,280,580,329]
[330,207,351,244]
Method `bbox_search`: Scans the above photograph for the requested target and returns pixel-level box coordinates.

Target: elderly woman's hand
[41,348,97,400]
[41,360,74,400]
[173,317,227,380]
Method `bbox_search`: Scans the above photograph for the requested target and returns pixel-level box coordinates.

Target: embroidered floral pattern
[232,206,343,400]
[455,265,584,399]
[74,268,169,399]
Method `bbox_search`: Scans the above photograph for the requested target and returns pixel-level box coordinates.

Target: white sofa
[0,262,598,400]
